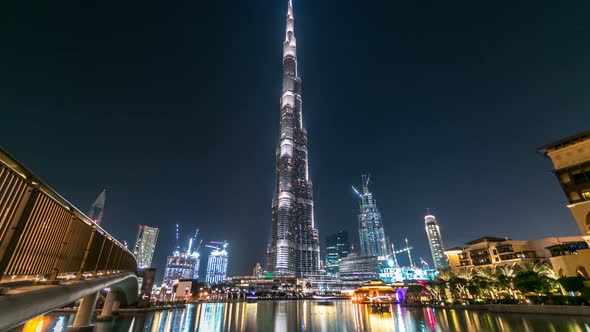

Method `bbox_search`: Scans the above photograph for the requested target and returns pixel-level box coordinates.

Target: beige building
[536,131,590,284]
[537,130,590,235]
[445,236,586,271]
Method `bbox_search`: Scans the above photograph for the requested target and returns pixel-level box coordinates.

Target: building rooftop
[536,130,590,157]
[465,236,510,245]
[445,247,466,252]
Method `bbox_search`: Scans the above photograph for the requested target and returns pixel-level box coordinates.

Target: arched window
[576,266,589,280]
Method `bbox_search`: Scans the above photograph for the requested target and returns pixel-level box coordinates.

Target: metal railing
[0,147,136,283]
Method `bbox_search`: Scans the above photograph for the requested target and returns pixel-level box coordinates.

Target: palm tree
[436,268,454,301]
[453,267,474,299]
[496,264,517,299]
[474,266,498,299]
[514,261,559,296]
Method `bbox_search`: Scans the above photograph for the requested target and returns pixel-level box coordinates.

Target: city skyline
[2,0,590,276]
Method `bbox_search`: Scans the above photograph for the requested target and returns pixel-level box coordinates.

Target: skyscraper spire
[267,1,320,276]
[88,189,106,225]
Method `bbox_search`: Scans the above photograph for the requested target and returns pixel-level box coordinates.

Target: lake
[16,300,590,331]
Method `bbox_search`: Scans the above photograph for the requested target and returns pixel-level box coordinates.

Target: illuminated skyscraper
[88,189,105,225]
[133,225,159,269]
[353,175,388,257]
[205,242,229,285]
[163,226,201,286]
[325,231,350,274]
[267,0,320,276]
[424,213,449,269]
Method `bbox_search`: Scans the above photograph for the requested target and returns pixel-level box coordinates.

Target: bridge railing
[0,147,136,283]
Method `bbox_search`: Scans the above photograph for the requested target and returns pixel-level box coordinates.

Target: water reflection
[12,301,590,331]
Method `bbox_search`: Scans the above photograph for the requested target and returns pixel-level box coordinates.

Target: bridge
[0,147,138,331]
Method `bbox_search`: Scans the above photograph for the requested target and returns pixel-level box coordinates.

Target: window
[582,191,590,200]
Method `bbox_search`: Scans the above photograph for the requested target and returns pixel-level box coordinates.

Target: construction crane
[420,257,429,269]
[390,238,414,267]
[204,244,219,250]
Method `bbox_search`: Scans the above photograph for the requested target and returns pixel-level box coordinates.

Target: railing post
[0,186,38,280]
[103,242,114,275]
[76,228,96,280]
[92,235,107,277]
[49,214,76,281]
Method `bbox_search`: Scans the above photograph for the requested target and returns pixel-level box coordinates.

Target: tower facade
[325,231,350,274]
[354,176,388,257]
[88,189,105,225]
[424,214,449,269]
[206,242,229,284]
[133,225,159,268]
[267,0,320,276]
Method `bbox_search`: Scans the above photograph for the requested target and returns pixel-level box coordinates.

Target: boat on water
[371,303,391,315]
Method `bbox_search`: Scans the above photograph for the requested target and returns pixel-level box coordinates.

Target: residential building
[133,225,159,269]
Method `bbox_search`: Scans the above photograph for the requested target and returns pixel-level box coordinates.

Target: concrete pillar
[97,291,116,321]
[67,291,99,332]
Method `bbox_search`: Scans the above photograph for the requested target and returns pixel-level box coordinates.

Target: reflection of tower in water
[274,301,288,331]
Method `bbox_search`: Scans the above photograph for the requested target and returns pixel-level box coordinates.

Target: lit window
[582,191,590,200]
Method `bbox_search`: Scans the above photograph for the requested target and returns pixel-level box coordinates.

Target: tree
[513,261,559,296]
[496,264,517,299]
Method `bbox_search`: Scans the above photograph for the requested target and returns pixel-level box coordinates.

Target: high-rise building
[253,262,262,277]
[325,231,350,274]
[424,214,449,269]
[163,226,201,287]
[267,0,320,277]
[206,242,229,285]
[163,252,200,287]
[133,225,159,268]
[88,189,105,225]
[353,175,388,257]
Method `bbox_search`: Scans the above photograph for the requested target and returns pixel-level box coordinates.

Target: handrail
[0,146,137,281]
[0,146,131,255]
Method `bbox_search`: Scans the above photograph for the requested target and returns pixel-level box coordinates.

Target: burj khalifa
[267,0,320,277]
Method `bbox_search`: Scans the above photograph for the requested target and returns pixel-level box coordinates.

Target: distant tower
[133,225,160,269]
[266,0,320,277]
[424,212,449,269]
[253,262,262,277]
[163,235,201,287]
[206,242,229,285]
[88,189,106,225]
[353,175,388,257]
[325,230,350,274]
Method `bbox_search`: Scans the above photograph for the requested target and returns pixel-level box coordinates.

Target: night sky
[2,0,590,278]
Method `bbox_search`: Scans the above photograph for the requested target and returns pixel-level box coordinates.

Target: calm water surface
[17,301,590,332]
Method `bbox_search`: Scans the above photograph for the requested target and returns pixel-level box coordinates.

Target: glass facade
[424,214,449,270]
[325,231,350,274]
[133,225,159,269]
[267,1,320,276]
[355,176,388,257]
[206,243,229,285]
[163,253,200,287]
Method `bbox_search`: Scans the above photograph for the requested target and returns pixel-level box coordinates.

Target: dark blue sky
[2,0,590,276]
